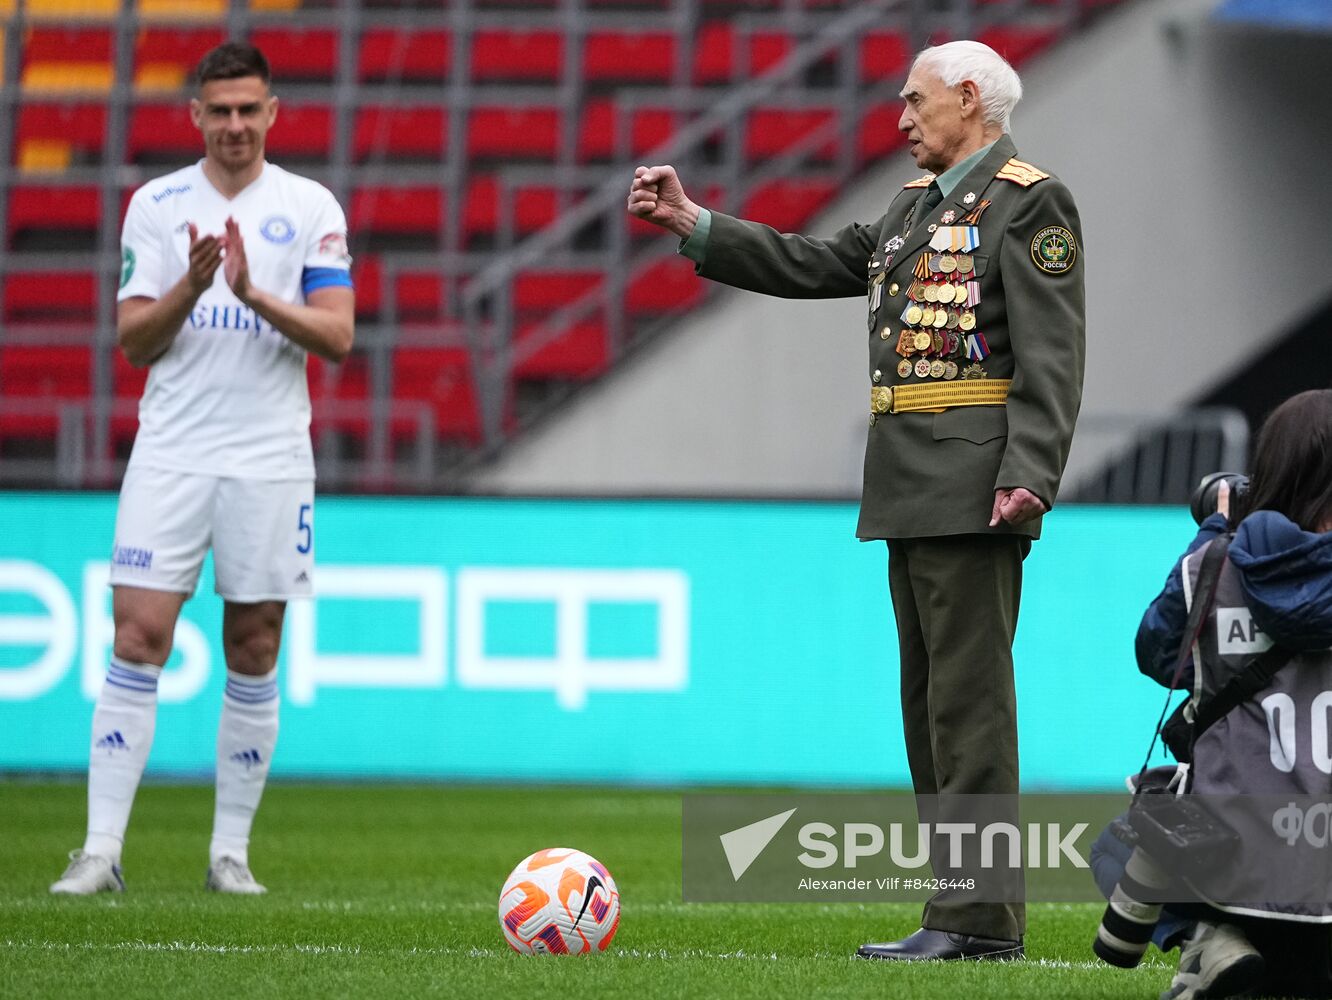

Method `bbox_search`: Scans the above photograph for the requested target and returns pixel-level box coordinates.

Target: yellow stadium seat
[250,0,302,9]
[20,0,119,16]
[22,62,114,92]
[136,0,226,18]
[18,140,73,173]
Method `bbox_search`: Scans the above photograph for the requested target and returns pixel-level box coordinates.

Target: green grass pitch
[1,781,1173,999]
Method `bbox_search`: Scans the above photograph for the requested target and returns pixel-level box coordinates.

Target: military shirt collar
[935,140,1000,198]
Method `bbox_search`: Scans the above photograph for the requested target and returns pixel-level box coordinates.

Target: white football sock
[84,657,161,865]
[210,669,279,867]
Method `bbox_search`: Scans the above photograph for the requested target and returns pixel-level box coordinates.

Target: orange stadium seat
[358,28,451,82]
[470,28,564,83]
[21,26,114,92]
[353,106,448,162]
[582,30,677,84]
[467,106,562,161]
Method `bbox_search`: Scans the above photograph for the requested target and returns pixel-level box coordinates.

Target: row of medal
[890,235,991,380]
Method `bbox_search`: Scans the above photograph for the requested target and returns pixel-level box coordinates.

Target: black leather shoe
[856,927,1024,962]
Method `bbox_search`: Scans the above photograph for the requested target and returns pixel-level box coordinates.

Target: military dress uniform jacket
[694,134,1086,540]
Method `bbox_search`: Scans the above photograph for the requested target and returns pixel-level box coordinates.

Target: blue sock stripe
[106,676,157,693]
[225,683,278,703]
[108,664,159,688]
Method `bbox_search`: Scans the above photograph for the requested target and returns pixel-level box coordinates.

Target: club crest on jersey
[260,215,297,245]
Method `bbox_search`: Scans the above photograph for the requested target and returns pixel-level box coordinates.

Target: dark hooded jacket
[1137,510,1332,687]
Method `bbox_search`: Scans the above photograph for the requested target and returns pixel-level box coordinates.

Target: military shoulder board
[995,158,1050,187]
[902,174,935,189]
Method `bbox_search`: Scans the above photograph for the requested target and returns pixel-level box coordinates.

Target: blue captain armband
[302,267,354,296]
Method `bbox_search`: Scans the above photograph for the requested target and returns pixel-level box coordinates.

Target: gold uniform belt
[870,379,1011,415]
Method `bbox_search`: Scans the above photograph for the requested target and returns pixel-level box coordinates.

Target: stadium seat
[470,28,564,83]
[513,320,608,380]
[248,27,339,82]
[264,104,333,161]
[392,347,483,442]
[740,178,838,234]
[7,185,100,248]
[0,345,92,436]
[127,103,196,161]
[353,106,448,162]
[625,257,703,315]
[111,350,147,443]
[859,30,910,83]
[577,99,679,162]
[858,101,907,164]
[467,106,563,161]
[16,103,107,170]
[21,26,114,92]
[582,30,677,84]
[978,25,1060,68]
[513,269,603,315]
[358,28,451,82]
[463,176,561,243]
[744,106,838,161]
[133,26,224,90]
[350,186,445,240]
[3,271,98,324]
[693,22,793,83]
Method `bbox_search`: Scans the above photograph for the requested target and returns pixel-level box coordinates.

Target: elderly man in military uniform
[628,39,1085,960]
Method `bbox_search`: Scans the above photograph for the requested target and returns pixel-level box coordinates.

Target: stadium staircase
[0,0,1120,490]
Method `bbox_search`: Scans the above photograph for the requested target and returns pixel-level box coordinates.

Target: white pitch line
[0,938,1170,969]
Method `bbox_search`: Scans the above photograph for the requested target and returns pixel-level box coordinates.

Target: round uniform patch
[260,215,297,245]
[120,247,136,289]
[1030,226,1077,275]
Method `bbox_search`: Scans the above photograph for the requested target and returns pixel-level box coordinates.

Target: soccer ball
[498,848,621,954]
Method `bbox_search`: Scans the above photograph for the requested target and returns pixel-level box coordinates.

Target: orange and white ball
[498,848,621,954]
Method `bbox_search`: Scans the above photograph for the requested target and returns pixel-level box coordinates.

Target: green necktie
[921,182,943,214]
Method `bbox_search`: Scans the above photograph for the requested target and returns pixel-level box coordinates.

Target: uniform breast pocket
[932,406,1007,445]
[964,253,989,278]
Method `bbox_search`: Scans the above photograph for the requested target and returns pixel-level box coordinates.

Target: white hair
[911,41,1023,133]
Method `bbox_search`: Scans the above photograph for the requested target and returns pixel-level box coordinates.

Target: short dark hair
[1242,389,1332,532]
[194,41,270,88]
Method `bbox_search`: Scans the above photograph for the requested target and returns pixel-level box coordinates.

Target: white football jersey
[118,160,352,480]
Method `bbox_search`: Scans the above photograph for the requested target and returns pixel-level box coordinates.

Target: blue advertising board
[0,493,1194,789]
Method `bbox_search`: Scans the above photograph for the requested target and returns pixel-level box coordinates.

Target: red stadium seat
[111,350,147,443]
[350,187,445,238]
[978,26,1061,67]
[744,106,838,161]
[248,28,339,82]
[358,28,451,82]
[8,185,101,245]
[463,176,561,242]
[693,23,794,83]
[134,27,225,81]
[351,254,382,318]
[23,25,113,65]
[577,100,679,161]
[470,29,564,83]
[582,30,677,84]
[860,31,910,83]
[127,103,195,160]
[353,106,448,162]
[467,106,563,161]
[3,272,98,324]
[625,257,703,315]
[16,103,107,163]
[858,101,907,164]
[264,105,334,160]
[740,178,838,233]
[0,345,93,436]
[512,270,603,314]
[513,320,609,380]
[392,347,482,442]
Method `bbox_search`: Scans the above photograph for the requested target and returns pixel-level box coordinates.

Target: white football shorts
[109,466,315,602]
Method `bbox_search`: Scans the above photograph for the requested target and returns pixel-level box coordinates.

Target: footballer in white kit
[51,42,355,898]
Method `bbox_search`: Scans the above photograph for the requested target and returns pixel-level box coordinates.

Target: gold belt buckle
[870,386,893,414]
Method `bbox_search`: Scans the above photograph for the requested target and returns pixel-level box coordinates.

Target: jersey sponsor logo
[150,184,192,204]
[260,215,297,244]
[189,302,271,336]
[120,247,136,289]
[111,544,153,570]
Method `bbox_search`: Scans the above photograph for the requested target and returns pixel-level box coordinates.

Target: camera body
[1190,471,1249,526]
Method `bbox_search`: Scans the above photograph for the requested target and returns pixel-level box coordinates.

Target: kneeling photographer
[1096,389,1332,999]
